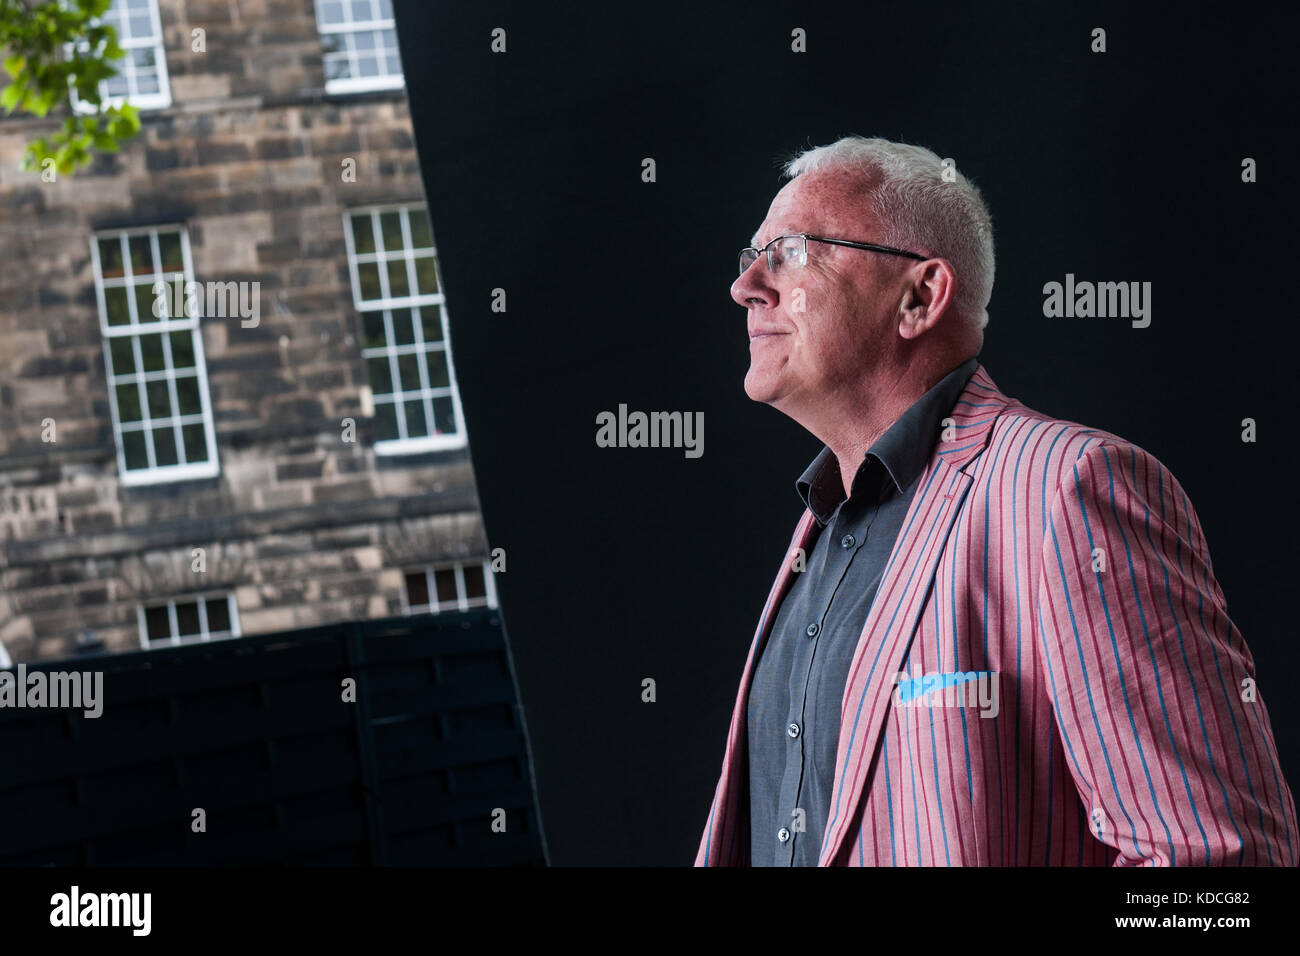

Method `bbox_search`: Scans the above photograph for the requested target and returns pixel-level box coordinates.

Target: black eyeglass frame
[738,233,928,276]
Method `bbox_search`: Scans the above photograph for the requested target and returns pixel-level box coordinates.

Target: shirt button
[840,533,855,549]
[787,722,801,738]
[778,827,791,843]
[805,622,818,638]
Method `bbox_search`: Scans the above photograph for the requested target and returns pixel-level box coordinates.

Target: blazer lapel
[699,506,821,864]
[817,364,1010,865]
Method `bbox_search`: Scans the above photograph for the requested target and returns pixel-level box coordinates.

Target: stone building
[0,0,495,662]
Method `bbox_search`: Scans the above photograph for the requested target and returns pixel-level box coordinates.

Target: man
[696,136,1297,866]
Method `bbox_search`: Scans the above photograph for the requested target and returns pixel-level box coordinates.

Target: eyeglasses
[738,233,927,277]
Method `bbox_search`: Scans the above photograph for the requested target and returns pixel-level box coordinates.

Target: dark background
[393,0,1300,865]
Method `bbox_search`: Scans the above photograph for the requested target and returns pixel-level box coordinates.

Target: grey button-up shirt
[746,357,979,866]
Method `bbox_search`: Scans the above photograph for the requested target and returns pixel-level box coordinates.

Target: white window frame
[314,0,404,94]
[403,561,498,615]
[342,203,468,455]
[70,0,172,113]
[137,592,241,648]
[91,225,220,486]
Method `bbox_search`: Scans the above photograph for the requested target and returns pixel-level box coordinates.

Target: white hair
[782,136,995,331]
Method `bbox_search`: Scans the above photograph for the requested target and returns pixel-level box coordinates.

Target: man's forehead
[750,215,845,249]
[749,173,868,247]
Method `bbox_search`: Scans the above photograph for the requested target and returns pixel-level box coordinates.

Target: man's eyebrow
[751,227,799,248]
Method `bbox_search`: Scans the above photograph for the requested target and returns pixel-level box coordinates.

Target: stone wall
[0,0,487,661]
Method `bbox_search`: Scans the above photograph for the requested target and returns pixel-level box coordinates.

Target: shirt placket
[778,486,877,864]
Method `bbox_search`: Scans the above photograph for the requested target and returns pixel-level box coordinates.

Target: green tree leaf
[0,0,143,175]
[0,80,22,110]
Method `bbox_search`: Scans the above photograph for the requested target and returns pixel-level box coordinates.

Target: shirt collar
[795,356,980,525]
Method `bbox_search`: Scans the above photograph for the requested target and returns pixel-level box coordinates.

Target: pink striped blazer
[696,364,1297,866]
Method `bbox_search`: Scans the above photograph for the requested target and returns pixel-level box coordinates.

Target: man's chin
[743,373,780,405]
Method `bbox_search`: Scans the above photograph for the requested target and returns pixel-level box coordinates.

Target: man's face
[732,169,908,413]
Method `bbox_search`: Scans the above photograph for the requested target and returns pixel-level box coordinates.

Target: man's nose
[731,258,776,309]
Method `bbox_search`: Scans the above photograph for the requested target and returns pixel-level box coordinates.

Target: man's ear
[898,259,956,340]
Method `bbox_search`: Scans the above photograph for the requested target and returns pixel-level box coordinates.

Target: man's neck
[811,358,967,499]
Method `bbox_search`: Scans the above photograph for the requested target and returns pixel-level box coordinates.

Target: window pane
[391,308,415,345]
[145,604,172,641]
[157,232,183,273]
[139,333,165,371]
[116,384,143,422]
[175,600,201,637]
[146,379,171,419]
[318,1,346,25]
[397,352,421,392]
[175,375,201,415]
[356,56,379,77]
[123,430,149,469]
[361,313,387,349]
[404,571,429,608]
[432,396,455,435]
[169,330,195,367]
[104,286,130,326]
[98,237,125,277]
[109,338,136,376]
[404,399,427,437]
[463,564,486,601]
[182,423,208,462]
[153,426,179,466]
[323,54,349,80]
[350,0,372,20]
[385,258,409,298]
[379,211,403,250]
[374,401,398,441]
[357,262,381,300]
[129,15,152,39]
[366,356,393,395]
[419,308,443,343]
[414,255,438,295]
[205,597,231,633]
[433,568,458,605]
[407,209,432,248]
[425,349,448,388]
[128,235,153,274]
[135,69,160,95]
[135,281,162,321]
[351,214,375,254]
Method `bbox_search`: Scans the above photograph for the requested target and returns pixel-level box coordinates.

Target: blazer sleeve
[1035,439,1298,866]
